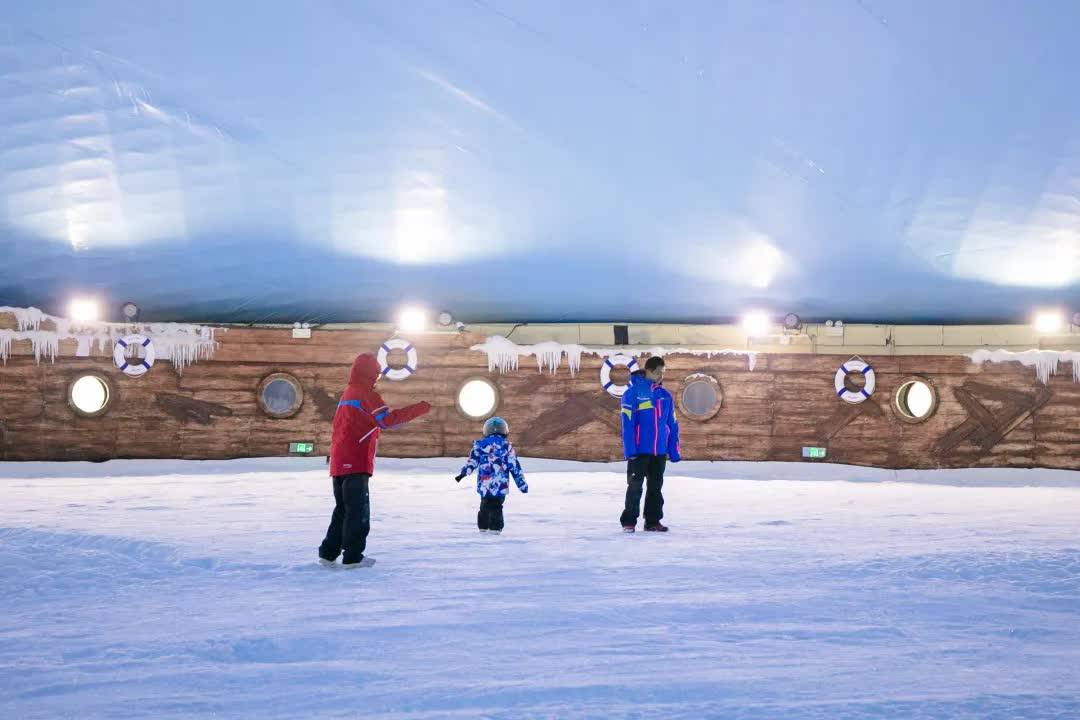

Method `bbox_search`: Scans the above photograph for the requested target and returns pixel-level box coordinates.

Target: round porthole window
[257,373,305,418]
[894,376,938,423]
[68,373,113,417]
[677,373,723,421]
[457,377,499,420]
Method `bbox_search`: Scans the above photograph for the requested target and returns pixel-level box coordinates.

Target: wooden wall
[0,324,1077,469]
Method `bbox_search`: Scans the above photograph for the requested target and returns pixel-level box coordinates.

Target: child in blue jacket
[455,417,528,534]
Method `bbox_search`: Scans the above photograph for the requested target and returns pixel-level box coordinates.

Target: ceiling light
[398,307,427,333]
[69,298,99,324]
[742,311,771,338]
[1034,310,1064,334]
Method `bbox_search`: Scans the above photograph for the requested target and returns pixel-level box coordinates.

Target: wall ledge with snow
[969,349,1080,384]
[0,307,219,371]
[470,335,757,374]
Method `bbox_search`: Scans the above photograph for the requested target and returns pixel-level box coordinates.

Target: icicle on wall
[471,336,758,375]
[0,307,219,370]
[968,349,1080,384]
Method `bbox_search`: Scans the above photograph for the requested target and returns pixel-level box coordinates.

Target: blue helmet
[483,416,509,437]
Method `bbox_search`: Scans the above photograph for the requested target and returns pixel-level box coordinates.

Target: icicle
[0,329,13,363]
[968,349,1080,384]
[470,337,759,375]
[0,307,219,370]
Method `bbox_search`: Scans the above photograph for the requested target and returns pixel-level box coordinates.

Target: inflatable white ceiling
[1,1,1078,323]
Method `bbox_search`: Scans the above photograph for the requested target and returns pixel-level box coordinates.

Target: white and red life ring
[835,358,876,404]
[113,334,156,377]
[600,354,639,398]
[378,338,418,381]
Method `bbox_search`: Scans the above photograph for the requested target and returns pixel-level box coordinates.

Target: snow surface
[2,458,1080,719]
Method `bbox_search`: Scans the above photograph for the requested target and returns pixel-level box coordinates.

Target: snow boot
[622,524,636,533]
[342,557,376,569]
[488,529,502,535]
[644,522,669,532]
[318,557,337,567]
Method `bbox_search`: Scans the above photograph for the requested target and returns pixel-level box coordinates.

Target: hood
[476,434,509,450]
[348,353,381,388]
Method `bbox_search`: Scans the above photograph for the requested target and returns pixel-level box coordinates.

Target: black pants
[620,454,666,527]
[319,473,370,563]
[477,496,506,531]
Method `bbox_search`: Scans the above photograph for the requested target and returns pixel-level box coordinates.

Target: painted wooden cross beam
[517,393,617,447]
[155,393,234,426]
[816,398,883,441]
[935,381,1053,456]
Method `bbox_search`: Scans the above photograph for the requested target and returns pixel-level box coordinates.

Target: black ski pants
[319,473,370,563]
[620,454,666,527]
[477,496,506,531]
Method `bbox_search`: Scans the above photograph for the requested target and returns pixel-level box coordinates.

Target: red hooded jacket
[329,353,430,476]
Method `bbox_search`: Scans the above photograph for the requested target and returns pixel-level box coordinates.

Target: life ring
[835,358,875,404]
[378,338,418,381]
[113,334,156,377]
[600,354,639,397]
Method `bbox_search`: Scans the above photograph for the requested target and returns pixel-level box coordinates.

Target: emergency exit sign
[289,442,315,454]
[802,446,827,459]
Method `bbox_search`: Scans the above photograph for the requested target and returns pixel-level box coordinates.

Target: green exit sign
[289,442,315,454]
[802,446,827,459]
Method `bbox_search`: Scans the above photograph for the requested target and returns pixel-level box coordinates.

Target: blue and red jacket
[620,372,681,461]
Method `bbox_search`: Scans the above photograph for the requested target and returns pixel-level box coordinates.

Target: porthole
[457,377,499,420]
[257,372,305,418]
[68,373,114,418]
[894,375,938,424]
[677,373,723,422]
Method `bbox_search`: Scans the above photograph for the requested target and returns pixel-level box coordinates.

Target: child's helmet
[483,416,509,437]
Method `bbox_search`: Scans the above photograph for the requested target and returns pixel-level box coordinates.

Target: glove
[454,473,465,482]
[521,487,528,494]
[417,401,432,414]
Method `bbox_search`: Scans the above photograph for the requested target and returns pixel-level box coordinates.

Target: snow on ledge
[969,348,1080,384]
[0,306,220,371]
[470,335,757,374]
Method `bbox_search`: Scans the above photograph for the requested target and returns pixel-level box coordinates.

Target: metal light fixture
[1072,312,1080,328]
[437,311,454,327]
[783,313,801,330]
[121,301,140,322]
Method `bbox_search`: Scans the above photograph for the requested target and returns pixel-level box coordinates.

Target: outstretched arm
[370,391,430,430]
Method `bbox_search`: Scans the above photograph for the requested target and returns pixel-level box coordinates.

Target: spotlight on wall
[783,313,802,330]
[397,307,427,333]
[121,301,140,322]
[1034,310,1064,334]
[437,311,454,327]
[69,298,100,324]
[742,311,771,338]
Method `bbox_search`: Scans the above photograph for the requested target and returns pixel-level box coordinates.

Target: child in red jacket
[318,353,430,568]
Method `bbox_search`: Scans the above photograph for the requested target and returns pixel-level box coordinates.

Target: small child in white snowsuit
[455,417,527,534]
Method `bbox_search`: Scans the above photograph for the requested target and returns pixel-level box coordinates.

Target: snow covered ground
[2,457,1079,719]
